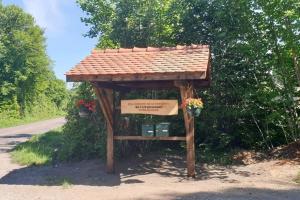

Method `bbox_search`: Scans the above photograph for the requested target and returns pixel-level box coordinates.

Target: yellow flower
[184,98,204,109]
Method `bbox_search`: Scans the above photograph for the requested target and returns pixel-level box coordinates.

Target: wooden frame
[176,81,196,177]
[114,136,186,141]
[92,80,197,177]
[66,44,212,178]
[67,71,206,82]
[93,86,114,173]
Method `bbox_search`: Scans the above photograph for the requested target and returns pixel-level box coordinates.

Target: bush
[11,83,107,165]
[61,82,106,161]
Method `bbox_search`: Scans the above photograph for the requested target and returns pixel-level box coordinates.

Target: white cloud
[22,0,66,35]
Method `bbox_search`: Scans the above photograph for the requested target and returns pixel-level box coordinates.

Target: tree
[77,0,299,149]
[0,3,68,120]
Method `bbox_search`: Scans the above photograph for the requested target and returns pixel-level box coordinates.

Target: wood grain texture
[93,85,115,173]
[177,81,196,178]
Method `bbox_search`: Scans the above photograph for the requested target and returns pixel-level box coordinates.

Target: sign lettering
[121,99,178,115]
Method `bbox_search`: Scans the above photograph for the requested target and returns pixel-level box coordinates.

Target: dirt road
[0,118,66,178]
[0,117,299,200]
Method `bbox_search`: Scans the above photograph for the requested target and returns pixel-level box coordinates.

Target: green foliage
[77,0,179,47]
[11,83,106,165]
[0,114,64,129]
[295,171,300,184]
[45,176,73,188]
[73,0,300,157]
[60,178,73,189]
[197,144,235,166]
[62,83,106,160]
[0,3,69,127]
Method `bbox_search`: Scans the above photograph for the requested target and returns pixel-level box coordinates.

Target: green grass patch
[196,144,235,165]
[11,128,65,165]
[61,178,73,189]
[0,112,65,128]
[294,172,300,184]
[197,150,234,165]
[45,176,73,188]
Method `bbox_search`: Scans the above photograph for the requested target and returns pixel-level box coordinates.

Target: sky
[3,0,98,82]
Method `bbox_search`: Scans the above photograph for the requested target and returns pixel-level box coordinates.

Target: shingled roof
[66,44,210,82]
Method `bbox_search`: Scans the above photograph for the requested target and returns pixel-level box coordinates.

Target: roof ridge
[92,44,209,54]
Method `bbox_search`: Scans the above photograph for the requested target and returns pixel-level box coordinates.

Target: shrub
[61,82,106,161]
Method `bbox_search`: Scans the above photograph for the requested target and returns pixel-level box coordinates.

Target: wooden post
[175,81,196,177]
[106,114,114,173]
[105,88,114,173]
[93,85,115,173]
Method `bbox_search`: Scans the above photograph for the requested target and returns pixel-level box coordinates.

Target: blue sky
[3,0,98,82]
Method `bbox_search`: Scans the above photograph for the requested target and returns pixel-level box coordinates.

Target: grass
[11,128,65,165]
[294,172,300,184]
[61,178,73,189]
[45,176,73,188]
[0,112,65,128]
[196,144,235,165]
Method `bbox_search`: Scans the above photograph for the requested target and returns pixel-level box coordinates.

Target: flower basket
[182,98,203,117]
[76,99,96,118]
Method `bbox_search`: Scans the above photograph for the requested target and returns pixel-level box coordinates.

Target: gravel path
[0,117,299,200]
[0,118,66,178]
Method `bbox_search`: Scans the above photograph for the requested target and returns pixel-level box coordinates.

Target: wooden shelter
[66,44,211,177]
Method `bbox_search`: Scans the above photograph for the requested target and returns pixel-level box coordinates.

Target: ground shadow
[0,133,34,153]
[160,187,300,200]
[0,134,33,139]
[0,151,263,187]
[0,159,121,186]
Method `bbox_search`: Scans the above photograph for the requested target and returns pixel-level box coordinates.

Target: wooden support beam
[114,136,186,141]
[93,86,113,127]
[92,84,115,173]
[104,88,114,173]
[106,118,114,173]
[176,81,196,178]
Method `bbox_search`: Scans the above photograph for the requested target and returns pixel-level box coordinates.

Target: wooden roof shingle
[66,44,210,82]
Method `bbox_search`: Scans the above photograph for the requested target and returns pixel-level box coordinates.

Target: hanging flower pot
[186,106,202,117]
[78,109,89,118]
[76,99,96,118]
[182,98,204,117]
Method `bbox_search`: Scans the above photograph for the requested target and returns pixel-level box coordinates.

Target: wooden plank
[177,81,196,178]
[66,71,206,82]
[186,116,195,177]
[103,88,114,173]
[106,121,114,173]
[115,106,183,110]
[114,136,186,141]
[121,99,178,115]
